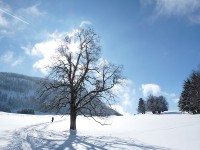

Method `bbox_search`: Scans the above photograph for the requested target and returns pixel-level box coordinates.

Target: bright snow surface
[0,111,200,150]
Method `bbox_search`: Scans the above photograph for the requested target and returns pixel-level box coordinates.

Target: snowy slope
[0,111,200,150]
[0,72,42,112]
[0,72,121,116]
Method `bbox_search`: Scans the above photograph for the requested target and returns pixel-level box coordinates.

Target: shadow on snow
[3,120,169,150]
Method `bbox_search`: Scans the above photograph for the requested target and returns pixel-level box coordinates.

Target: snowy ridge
[0,72,121,116]
[0,72,42,112]
[0,111,200,150]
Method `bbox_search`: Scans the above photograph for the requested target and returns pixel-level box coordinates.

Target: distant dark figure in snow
[52,117,54,122]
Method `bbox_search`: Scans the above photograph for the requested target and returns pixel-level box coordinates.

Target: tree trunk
[70,106,77,131]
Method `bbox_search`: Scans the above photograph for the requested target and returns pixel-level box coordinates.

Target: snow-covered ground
[0,111,200,150]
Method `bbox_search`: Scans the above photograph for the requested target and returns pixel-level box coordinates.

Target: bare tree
[39,27,123,131]
[146,95,168,114]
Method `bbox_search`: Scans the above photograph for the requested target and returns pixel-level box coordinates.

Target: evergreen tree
[179,78,191,112]
[179,71,200,114]
[137,98,146,114]
[190,71,200,113]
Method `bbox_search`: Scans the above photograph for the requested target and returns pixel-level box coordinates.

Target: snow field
[0,111,200,150]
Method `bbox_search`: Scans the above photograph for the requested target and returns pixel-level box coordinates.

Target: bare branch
[38,26,123,130]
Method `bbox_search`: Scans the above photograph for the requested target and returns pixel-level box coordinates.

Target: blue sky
[1,0,200,114]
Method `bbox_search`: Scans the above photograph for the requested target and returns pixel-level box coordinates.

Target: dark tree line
[178,71,200,114]
[138,95,168,114]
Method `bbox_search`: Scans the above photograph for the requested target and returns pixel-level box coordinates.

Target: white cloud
[18,3,46,17]
[21,45,32,56]
[0,1,28,37]
[162,92,176,98]
[0,2,46,37]
[0,1,11,27]
[154,0,200,16]
[0,0,30,26]
[0,51,14,63]
[11,57,23,66]
[112,79,136,109]
[141,0,200,24]
[80,21,92,27]
[112,105,131,116]
[140,0,154,8]
[140,83,179,109]
[111,79,136,115]
[98,58,109,67]
[0,51,23,66]
[23,21,94,74]
[67,41,80,55]
[0,13,8,26]
[24,33,64,74]
[0,8,29,25]
[141,83,161,97]
[22,31,82,74]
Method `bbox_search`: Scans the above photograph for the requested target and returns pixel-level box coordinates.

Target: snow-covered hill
[0,72,121,116]
[0,72,42,112]
[0,111,199,150]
